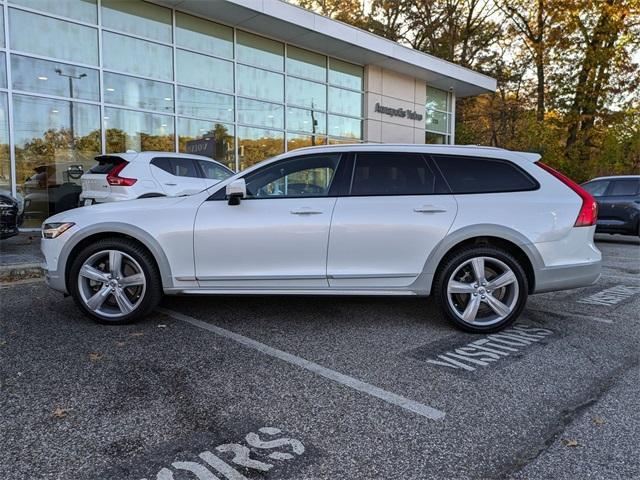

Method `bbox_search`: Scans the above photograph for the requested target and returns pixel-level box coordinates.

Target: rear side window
[582,180,610,197]
[609,179,639,196]
[151,157,201,178]
[432,155,538,194]
[88,155,125,174]
[197,160,232,181]
[350,153,436,196]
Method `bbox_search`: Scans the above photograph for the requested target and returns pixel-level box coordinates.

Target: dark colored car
[0,191,24,240]
[582,175,640,237]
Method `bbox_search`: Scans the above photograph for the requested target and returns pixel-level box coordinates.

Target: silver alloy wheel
[77,250,146,319]
[446,256,519,327]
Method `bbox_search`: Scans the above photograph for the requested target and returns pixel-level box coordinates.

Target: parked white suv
[79,151,233,205]
[41,144,601,333]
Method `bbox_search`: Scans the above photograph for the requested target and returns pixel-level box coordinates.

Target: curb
[0,263,44,283]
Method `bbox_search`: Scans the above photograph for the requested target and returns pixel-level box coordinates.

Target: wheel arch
[61,223,173,292]
[421,225,542,295]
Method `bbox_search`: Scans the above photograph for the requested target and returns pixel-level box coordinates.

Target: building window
[9,9,98,65]
[237,65,284,103]
[176,49,234,93]
[101,0,172,43]
[11,55,100,101]
[10,0,98,24]
[329,58,363,90]
[0,94,10,196]
[103,107,174,153]
[177,118,235,171]
[103,72,174,113]
[287,46,326,82]
[425,86,453,144]
[175,12,233,59]
[238,127,284,170]
[103,31,173,81]
[237,98,284,130]
[177,86,234,123]
[236,31,284,71]
[13,95,101,227]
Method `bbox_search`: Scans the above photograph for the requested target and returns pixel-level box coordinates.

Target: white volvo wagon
[41,145,601,333]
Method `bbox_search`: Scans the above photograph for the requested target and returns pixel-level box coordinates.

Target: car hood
[43,195,193,225]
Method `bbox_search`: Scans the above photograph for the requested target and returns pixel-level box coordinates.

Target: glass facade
[1,0,364,226]
[425,86,453,144]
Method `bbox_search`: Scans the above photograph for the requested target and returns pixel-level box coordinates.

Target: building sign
[186,138,215,158]
[375,103,423,121]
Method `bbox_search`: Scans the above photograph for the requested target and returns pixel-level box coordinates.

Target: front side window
[244,154,341,198]
[609,179,639,196]
[197,160,232,181]
[432,155,538,194]
[350,153,435,196]
[582,180,610,197]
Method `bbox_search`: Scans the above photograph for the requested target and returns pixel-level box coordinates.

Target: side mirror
[226,178,246,205]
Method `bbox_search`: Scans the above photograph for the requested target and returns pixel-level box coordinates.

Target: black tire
[433,245,529,333]
[68,237,163,325]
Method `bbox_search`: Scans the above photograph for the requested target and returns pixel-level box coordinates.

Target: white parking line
[158,308,446,421]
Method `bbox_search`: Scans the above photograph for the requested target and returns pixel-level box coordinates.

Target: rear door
[196,159,233,189]
[150,157,207,196]
[327,152,457,288]
[80,155,126,203]
[601,178,640,231]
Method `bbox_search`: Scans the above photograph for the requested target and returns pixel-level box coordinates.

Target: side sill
[163,288,424,296]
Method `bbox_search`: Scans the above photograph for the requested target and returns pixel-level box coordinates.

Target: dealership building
[0,0,495,226]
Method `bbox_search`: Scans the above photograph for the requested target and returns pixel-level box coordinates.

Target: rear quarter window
[432,155,538,194]
[88,155,126,174]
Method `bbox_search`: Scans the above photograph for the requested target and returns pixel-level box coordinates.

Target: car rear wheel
[434,246,528,333]
[69,238,162,324]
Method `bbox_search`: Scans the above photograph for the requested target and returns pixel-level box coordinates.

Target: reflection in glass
[178,118,235,170]
[287,46,326,82]
[0,10,4,48]
[104,107,174,154]
[12,55,99,101]
[0,53,6,89]
[176,12,233,59]
[101,0,172,43]
[287,133,327,152]
[11,0,97,23]
[104,72,173,113]
[236,31,283,71]
[425,131,447,144]
[9,9,99,65]
[328,115,361,139]
[237,65,283,103]
[425,110,448,134]
[0,94,10,195]
[103,31,173,81]
[286,77,326,110]
[238,98,283,129]
[176,50,233,93]
[426,86,449,112]
[177,86,234,123]
[328,137,360,145]
[13,95,101,226]
[328,87,362,117]
[328,59,363,90]
[287,107,326,135]
[238,126,284,170]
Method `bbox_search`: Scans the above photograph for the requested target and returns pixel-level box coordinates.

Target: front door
[327,152,457,288]
[193,152,344,289]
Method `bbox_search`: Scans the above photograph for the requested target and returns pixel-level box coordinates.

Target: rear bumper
[533,260,601,294]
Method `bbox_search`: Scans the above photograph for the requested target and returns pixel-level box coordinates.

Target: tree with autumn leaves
[293,0,639,181]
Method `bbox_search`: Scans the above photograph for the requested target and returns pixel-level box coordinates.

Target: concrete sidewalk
[0,232,44,282]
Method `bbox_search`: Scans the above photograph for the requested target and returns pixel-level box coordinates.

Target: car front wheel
[69,238,162,324]
[434,246,528,333]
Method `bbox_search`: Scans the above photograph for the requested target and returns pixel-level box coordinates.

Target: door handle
[290,208,323,215]
[414,205,447,213]
[164,182,177,186]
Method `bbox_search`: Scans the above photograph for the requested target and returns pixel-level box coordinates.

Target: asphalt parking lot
[1,234,638,480]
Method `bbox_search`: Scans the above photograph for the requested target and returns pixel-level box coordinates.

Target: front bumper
[41,236,69,294]
[533,260,601,294]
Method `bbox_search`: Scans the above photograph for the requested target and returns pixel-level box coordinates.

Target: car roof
[271,143,542,162]
[97,151,227,165]
[587,175,640,181]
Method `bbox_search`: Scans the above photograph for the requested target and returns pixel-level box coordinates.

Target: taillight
[106,161,137,186]
[536,162,597,227]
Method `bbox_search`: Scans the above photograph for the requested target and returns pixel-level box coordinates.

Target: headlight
[42,222,75,239]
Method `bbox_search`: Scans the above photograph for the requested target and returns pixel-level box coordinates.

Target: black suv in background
[582,175,640,237]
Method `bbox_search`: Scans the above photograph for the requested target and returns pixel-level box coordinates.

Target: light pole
[54,69,86,149]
